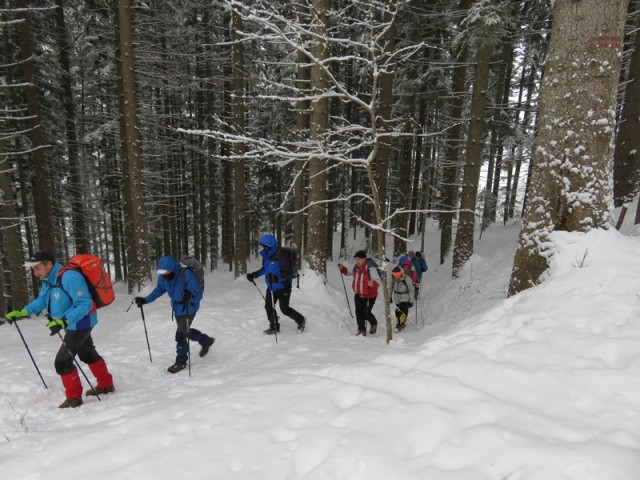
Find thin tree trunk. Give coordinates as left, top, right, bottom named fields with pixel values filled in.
left=55, top=0, right=89, bottom=253
left=231, top=8, right=248, bottom=277
left=113, top=0, right=151, bottom=291
left=440, top=0, right=472, bottom=265
left=305, top=0, right=331, bottom=278
left=452, top=37, right=494, bottom=277
left=16, top=0, right=55, bottom=253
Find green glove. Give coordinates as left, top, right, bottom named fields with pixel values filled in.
left=47, top=318, right=68, bottom=336
left=5, top=308, right=28, bottom=324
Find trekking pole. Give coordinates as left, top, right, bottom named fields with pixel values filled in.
left=129, top=300, right=153, bottom=362
left=186, top=321, right=191, bottom=377
left=138, top=304, right=153, bottom=363
left=339, top=271, right=354, bottom=318
left=56, top=331, right=100, bottom=401
left=11, top=320, right=48, bottom=389
left=251, top=279, right=266, bottom=300
left=270, top=290, right=278, bottom=345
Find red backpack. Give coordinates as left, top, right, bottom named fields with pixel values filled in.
left=57, top=254, right=115, bottom=313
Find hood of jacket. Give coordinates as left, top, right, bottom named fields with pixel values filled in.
left=157, top=256, right=180, bottom=274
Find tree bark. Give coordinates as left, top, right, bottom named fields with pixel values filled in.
left=305, top=0, right=331, bottom=278
left=113, top=0, right=151, bottom=291
left=509, top=0, right=628, bottom=296
left=16, top=0, right=55, bottom=253
left=231, top=8, right=248, bottom=278
left=452, top=37, right=494, bottom=277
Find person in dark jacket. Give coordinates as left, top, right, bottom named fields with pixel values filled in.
left=5, top=251, right=114, bottom=408
left=135, top=256, right=214, bottom=373
left=338, top=250, right=380, bottom=336
left=246, top=234, right=306, bottom=335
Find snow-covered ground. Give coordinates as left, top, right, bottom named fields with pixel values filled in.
left=1, top=209, right=640, bottom=479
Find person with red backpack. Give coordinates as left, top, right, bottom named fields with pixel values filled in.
left=4, top=251, right=114, bottom=408
left=337, top=250, right=380, bottom=336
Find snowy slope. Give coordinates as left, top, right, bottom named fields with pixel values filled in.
left=1, top=217, right=640, bottom=480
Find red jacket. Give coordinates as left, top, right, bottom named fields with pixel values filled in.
left=340, top=264, right=379, bottom=298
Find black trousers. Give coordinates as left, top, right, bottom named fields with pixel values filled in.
left=54, top=328, right=101, bottom=375
left=354, top=295, right=377, bottom=333
left=395, top=302, right=412, bottom=323
left=265, top=287, right=304, bottom=327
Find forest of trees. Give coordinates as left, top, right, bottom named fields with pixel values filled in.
left=1, top=0, right=638, bottom=314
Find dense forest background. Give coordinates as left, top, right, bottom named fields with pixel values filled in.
left=1, top=0, right=638, bottom=311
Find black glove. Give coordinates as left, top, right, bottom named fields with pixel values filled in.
left=134, top=297, right=147, bottom=307
left=246, top=272, right=256, bottom=282
left=267, top=273, right=279, bottom=284
left=47, top=317, right=68, bottom=336
left=183, top=290, right=193, bottom=302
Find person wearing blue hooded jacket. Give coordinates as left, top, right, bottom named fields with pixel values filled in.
left=135, top=255, right=214, bottom=373
left=4, top=251, right=115, bottom=408
left=246, top=234, right=306, bottom=335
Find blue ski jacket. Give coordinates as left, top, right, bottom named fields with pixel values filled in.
left=143, top=256, right=202, bottom=316
left=25, top=261, right=97, bottom=331
left=254, top=234, right=290, bottom=292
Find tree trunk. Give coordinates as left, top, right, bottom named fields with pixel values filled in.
left=613, top=8, right=640, bottom=206
left=113, top=0, right=151, bottom=292
left=509, top=0, right=628, bottom=296
left=440, top=0, right=471, bottom=265
left=232, top=8, right=248, bottom=278
left=55, top=0, right=89, bottom=253
left=305, top=0, right=331, bottom=278
left=16, top=0, right=55, bottom=253
left=452, top=38, right=494, bottom=277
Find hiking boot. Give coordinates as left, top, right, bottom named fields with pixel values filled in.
left=58, top=397, right=83, bottom=409
left=356, top=330, right=366, bottom=337
left=86, top=385, right=115, bottom=396
left=297, top=318, right=306, bottom=333
left=263, top=326, right=280, bottom=335
left=369, top=323, right=377, bottom=335
left=167, top=363, right=187, bottom=374
left=200, top=338, right=215, bottom=357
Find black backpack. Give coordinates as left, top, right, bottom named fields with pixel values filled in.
left=179, top=255, right=205, bottom=291
left=278, top=247, right=299, bottom=282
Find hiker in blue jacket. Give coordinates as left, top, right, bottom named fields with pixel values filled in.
left=246, top=234, right=306, bottom=335
left=135, top=255, right=214, bottom=373
left=4, top=251, right=114, bottom=408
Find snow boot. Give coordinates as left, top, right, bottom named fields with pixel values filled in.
left=58, top=397, right=83, bottom=409
left=86, top=385, right=115, bottom=396
left=297, top=317, right=306, bottom=333
left=263, top=325, right=280, bottom=335
left=167, top=363, right=187, bottom=374
left=356, top=329, right=366, bottom=336
left=199, top=337, right=215, bottom=357
left=369, top=323, right=378, bottom=335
